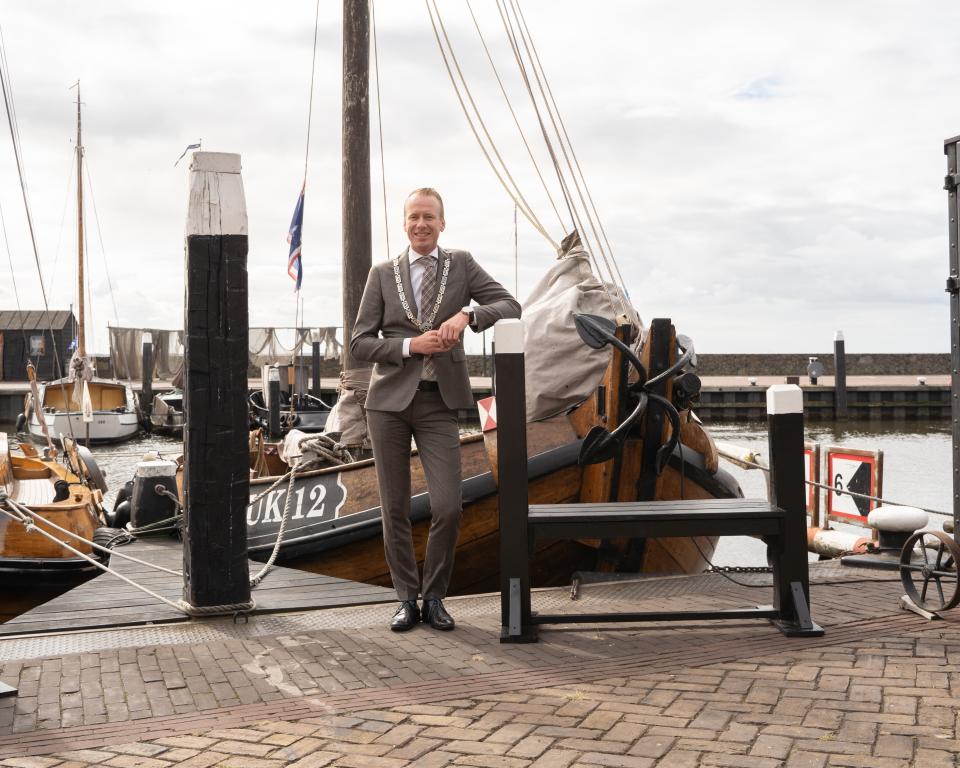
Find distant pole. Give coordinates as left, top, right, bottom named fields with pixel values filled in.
left=182, top=151, right=252, bottom=612
left=311, top=340, right=322, bottom=398
left=833, top=331, right=847, bottom=419
left=342, top=0, right=371, bottom=372
left=945, top=134, right=960, bottom=542
left=141, top=337, right=154, bottom=422
left=267, top=366, right=282, bottom=438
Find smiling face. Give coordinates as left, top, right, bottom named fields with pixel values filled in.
left=403, top=192, right=445, bottom=256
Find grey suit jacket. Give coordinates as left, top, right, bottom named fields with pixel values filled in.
left=350, top=247, right=521, bottom=412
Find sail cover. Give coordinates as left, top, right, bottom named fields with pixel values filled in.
left=522, top=235, right=642, bottom=422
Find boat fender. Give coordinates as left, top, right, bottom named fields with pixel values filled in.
left=53, top=479, right=71, bottom=503
left=76, top=445, right=108, bottom=492
left=130, top=460, right=179, bottom=532
left=14, top=413, right=26, bottom=433
left=109, top=500, right=132, bottom=530
left=92, top=526, right=130, bottom=563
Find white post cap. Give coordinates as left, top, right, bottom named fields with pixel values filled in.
left=135, top=459, right=178, bottom=478
left=494, top=318, right=524, bottom=354
left=766, top=384, right=803, bottom=415
left=834, top=330, right=844, bottom=341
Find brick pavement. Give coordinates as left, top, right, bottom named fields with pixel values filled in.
left=1, top=569, right=952, bottom=766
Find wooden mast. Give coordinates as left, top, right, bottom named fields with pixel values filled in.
left=75, top=84, right=85, bottom=359
left=341, top=0, right=371, bottom=371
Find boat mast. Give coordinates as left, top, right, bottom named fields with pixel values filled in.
left=341, top=0, right=371, bottom=371
left=75, top=83, right=85, bottom=359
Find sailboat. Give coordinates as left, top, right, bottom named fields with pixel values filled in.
left=21, top=86, right=140, bottom=445
left=123, top=4, right=743, bottom=593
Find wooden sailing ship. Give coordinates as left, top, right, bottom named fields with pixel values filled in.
left=241, top=314, right=740, bottom=594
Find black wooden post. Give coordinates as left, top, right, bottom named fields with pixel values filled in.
left=766, top=384, right=821, bottom=635
left=311, top=340, right=322, bottom=398
left=182, top=151, right=252, bottom=612
left=267, top=366, right=282, bottom=438
left=495, top=319, right=535, bottom=642
left=141, top=337, right=154, bottom=422
left=945, top=135, right=960, bottom=542
left=833, top=331, right=848, bottom=419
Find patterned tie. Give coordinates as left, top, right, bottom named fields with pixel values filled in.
left=419, top=256, right=437, bottom=381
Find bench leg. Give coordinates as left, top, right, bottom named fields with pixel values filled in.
left=500, top=576, right=538, bottom=643
left=772, top=582, right=824, bottom=637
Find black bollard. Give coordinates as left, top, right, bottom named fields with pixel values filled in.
left=495, top=319, right=535, bottom=643
left=141, top=337, right=154, bottom=422
left=833, top=331, right=848, bottom=419
left=766, top=384, right=821, bottom=635
left=267, top=366, right=282, bottom=438
left=182, top=151, right=252, bottom=612
left=311, top=340, right=321, bottom=398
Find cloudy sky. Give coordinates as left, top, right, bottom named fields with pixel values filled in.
left=1, top=1, right=958, bottom=355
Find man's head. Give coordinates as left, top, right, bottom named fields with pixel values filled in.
left=403, top=188, right=445, bottom=256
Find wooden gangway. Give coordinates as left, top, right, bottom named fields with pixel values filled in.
left=0, top=537, right=395, bottom=637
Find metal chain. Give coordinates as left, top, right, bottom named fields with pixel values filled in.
left=393, top=254, right=450, bottom=331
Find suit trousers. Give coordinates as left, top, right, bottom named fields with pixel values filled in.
left=366, top=390, right=462, bottom=601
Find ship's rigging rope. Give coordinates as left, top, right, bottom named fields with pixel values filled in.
left=0, top=29, right=76, bottom=443
left=424, top=0, right=559, bottom=250
left=463, top=0, right=567, bottom=234
left=505, top=0, right=630, bottom=303
left=424, top=0, right=631, bottom=317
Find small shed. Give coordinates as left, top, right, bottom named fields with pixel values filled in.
left=0, top=310, right=76, bottom=381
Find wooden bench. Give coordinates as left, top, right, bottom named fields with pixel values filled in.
left=491, top=318, right=823, bottom=643
left=517, top=497, right=819, bottom=637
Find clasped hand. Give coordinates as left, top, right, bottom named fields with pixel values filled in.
left=410, top=314, right=470, bottom=356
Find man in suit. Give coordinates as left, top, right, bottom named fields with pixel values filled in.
left=350, top=188, right=521, bottom=631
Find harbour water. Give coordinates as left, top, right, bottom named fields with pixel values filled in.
left=0, top=420, right=952, bottom=622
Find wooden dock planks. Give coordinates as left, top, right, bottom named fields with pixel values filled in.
left=0, top=537, right=394, bottom=637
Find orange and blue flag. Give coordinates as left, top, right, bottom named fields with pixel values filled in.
left=287, top=183, right=304, bottom=290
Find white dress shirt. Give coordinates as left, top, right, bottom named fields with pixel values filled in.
left=402, top=246, right=439, bottom=358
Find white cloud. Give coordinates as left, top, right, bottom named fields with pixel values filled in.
left=0, top=0, right=957, bottom=356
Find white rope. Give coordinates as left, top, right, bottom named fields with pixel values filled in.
left=1, top=494, right=254, bottom=616
left=499, top=0, right=627, bottom=316
left=726, top=454, right=953, bottom=519
left=510, top=0, right=631, bottom=302
left=0, top=495, right=181, bottom=576
left=424, top=0, right=560, bottom=251
left=249, top=460, right=299, bottom=587
left=463, top=0, right=568, bottom=234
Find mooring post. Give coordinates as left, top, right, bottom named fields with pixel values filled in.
left=833, top=331, right=848, bottom=419
left=182, top=151, right=252, bottom=612
left=945, top=134, right=960, bottom=543
left=311, top=340, right=321, bottom=398
left=141, top=336, right=154, bottom=422
left=495, top=319, right=535, bottom=642
left=766, top=384, right=820, bottom=635
left=267, top=366, right=282, bottom=438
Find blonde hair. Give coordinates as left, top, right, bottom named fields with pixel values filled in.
left=404, top=187, right=444, bottom=220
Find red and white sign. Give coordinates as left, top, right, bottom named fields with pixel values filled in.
left=477, top=396, right=497, bottom=432
left=826, top=446, right=883, bottom=526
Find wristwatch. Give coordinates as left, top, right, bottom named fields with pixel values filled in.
left=461, top=306, right=475, bottom=324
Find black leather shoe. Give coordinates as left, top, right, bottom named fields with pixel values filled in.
left=390, top=600, right=420, bottom=632
left=422, top=598, right=455, bottom=631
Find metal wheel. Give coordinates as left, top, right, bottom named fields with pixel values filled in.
left=899, top=530, right=960, bottom=612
